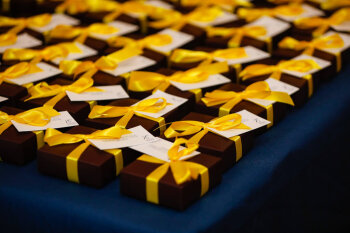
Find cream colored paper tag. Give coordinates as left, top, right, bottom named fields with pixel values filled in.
left=66, top=85, right=129, bottom=101
left=170, top=74, right=230, bottom=91
left=214, top=46, right=270, bottom=65
left=29, top=14, right=80, bottom=33
left=0, top=33, right=42, bottom=53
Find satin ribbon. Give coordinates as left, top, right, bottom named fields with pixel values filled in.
left=25, top=75, right=101, bottom=109
left=238, top=4, right=305, bottom=22
left=49, top=23, right=119, bottom=44
left=44, top=124, right=130, bottom=183
left=180, top=0, right=252, bottom=11
left=107, top=34, right=173, bottom=51
left=59, top=46, right=142, bottom=80
left=320, top=0, right=350, bottom=10
left=138, top=138, right=209, bottom=204
left=128, top=61, right=228, bottom=92
left=170, top=48, right=248, bottom=64
left=0, top=106, right=59, bottom=135
left=0, top=13, right=51, bottom=34
left=3, top=42, right=82, bottom=63
left=149, top=6, right=225, bottom=30
left=201, top=81, right=294, bottom=117
left=88, top=97, right=170, bottom=132
left=206, top=25, right=267, bottom=48
left=278, top=34, right=344, bottom=72
left=56, top=0, right=119, bottom=15
left=294, top=8, right=350, bottom=37
left=0, top=62, right=43, bottom=85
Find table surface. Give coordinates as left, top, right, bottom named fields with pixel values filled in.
left=1, top=63, right=350, bottom=233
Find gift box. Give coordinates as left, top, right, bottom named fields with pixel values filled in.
left=195, top=81, right=295, bottom=128
left=169, top=46, right=270, bottom=82
left=273, top=32, right=350, bottom=74
left=37, top=125, right=141, bottom=188
left=161, top=111, right=263, bottom=171
left=120, top=138, right=223, bottom=210
left=1, top=0, right=37, bottom=17
left=17, top=78, right=93, bottom=123
left=0, top=82, right=28, bottom=107
left=0, top=106, right=44, bottom=165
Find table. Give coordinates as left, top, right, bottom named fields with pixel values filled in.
left=1, top=64, right=350, bottom=233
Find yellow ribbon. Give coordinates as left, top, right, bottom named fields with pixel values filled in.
left=180, top=0, right=252, bottom=11
left=320, top=0, right=350, bottom=10
left=49, top=23, right=119, bottom=44
left=170, top=48, right=248, bottom=64
left=44, top=124, right=130, bottom=183
left=294, top=8, right=350, bottom=38
left=201, top=81, right=294, bottom=117
left=206, top=25, right=267, bottom=48
left=88, top=97, right=170, bottom=133
left=107, top=34, right=173, bottom=51
left=3, top=42, right=82, bottom=63
left=0, top=106, right=60, bottom=135
left=138, top=138, right=209, bottom=204
left=55, top=0, right=119, bottom=15
left=278, top=34, right=344, bottom=72
left=0, top=62, right=43, bottom=85
left=149, top=6, right=225, bottom=30
left=128, top=61, right=228, bottom=92
left=238, top=3, right=305, bottom=22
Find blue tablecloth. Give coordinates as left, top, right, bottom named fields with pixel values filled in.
left=1, top=64, right=350, bottom=233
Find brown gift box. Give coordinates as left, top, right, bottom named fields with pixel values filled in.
left=195, top=82, right=288, bottom=127
left=0, top=106, right=43, bottom=165
left=37, top=125, right=141, bottom=188
left=161, top=112, right=255, bottom=171
left=0, top=82, right=28, bottom=107
left=17, top=78, right=92, bottom=123
left=120, top=149, right=222, bottom=210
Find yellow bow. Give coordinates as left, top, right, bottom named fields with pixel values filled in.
left=170, top=48, right=248, bottom=64
left=56, top=0, right=119, bottom=15
left=107, top=34, right=173, bottom=50
left=238, top=3, right=304, bottom=22
left=59, top=46, right=142, bottom=80
left=25, top=75, right=101, bottom=109
left=278, top=34, right=344, bottom=71
left=138, top=138, right=209, bottom=204
left=0, top=13, right=51, bottom=35
left=149, top=6, right=224, bottom=30
left=128, top=61, right=228, bottom=92
left=44, top=124, right=130, bottom=183
left=294, top=8, right=350, bottom=37
left=3, top=42, right=82, bottom=63
left=0, top=106, right=59, bottom=135
left=320, top=0, right=350, bottom=10
left=206, top=25, right=267, bottom=48
left=0, top=62, right=43, bottom=85
left=201, top=81, right=294, bottom=116
left=164, top=113, right=250, bottom=143
left=88, top=97, right=170, bottom=129
left=49, top=23, right=119, bottom=44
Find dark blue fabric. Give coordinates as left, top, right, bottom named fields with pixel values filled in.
left=1, top=64, right=350, bottom=233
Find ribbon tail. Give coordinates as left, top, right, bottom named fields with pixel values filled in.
left=115, top=110, right=134, bottom=128
left=0, top=121, right=12, bottom=135
left=43, top=92, right=67, bottom=109
left=265, top=91, right=295, bottom=106
left=189, top=129, right=209, bottom=144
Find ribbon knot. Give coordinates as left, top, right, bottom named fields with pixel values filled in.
left=206, top=25, right=267, bottom=48
left=128, top=61, right=228, bottom=92
left=294, top=8, right=350, bottom=37
left=0, top=106, right=59, bottom=135
left=107, top=34, right=173, bottom=50
left=170, top=48, right=248, bottom=64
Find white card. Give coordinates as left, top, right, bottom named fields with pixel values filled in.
left=148, top=29, right=194, bottom=54
left=191, top=11, right=238, bottom=27
left=51, top=42, right=98, bottom=65
left=133, top=90, right=188, bottom=119
left=214, top=46, right=270, bottom=65
left=28, top=14, right=80, bottom=33
left=331, top=21, right=350, bottom=33
left=0, top=33, right=42, bottom=53
left=131, top=137, right=200, bottom=162
left=276, top=4, right=324, bottom=22
left=281, top=54, right=331, bottom=78
left=6, top=62, right=62, bottom=85
left=89, top=125, right=158, bottom=150
left=247, top=16, right=290, bottom=39
left=170, top=74, right=230, bottom=91
left=11, top=111, right=78, bottom=132
left=0, top=96, right=8, bottom=103
left=145, top=0, right=173, bottom=9
left=247, top=78, right=298, bottom=106
left=89, top=21, right=139, bottom=41
left=102, top=55, right=156, bottom=77
left=208, top=110, right=270, bottom=138
left=66, top=85, right=129, bottom=101
left=319, top=31, right=350, bottom=54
